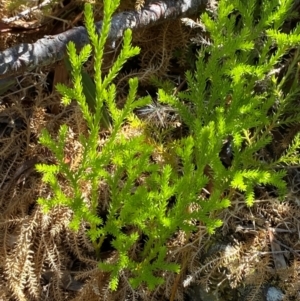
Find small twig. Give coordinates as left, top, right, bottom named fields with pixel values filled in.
left=2, top=0, right=54, bottom=23
left=170, top=252, right=188, bottom=301
left=173, top=79, right=186, bottom=96
left=273, top=165, right=300, bottom=169
left=256, top=251, right=291, bottom=255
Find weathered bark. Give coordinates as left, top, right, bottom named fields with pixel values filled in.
left=0, top=0, right=207, bottom=80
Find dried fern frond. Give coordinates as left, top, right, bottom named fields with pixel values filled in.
left=135, top=0, right=145, bottom=11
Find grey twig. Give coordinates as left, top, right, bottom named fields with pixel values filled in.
left=0, top=0, right=207, bottom=79
left=2, top=0, right=54, bottom=23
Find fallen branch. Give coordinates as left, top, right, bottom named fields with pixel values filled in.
left=0, top=0, right=207, bottom=79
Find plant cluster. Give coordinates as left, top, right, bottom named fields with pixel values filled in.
left=36, top=0, right=300, bottom=292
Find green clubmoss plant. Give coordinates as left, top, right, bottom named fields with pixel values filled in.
left=36, top=0, right=300, bottom=293
left=159, top=0, right=300, bottom=206
left=36, top=0, right=228, bottom=290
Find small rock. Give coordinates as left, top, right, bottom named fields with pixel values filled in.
left=265, top=286, right=284, bottom=301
